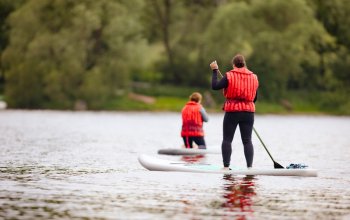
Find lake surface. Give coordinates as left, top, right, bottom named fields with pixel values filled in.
left=0, top=110, right=349, bottom=219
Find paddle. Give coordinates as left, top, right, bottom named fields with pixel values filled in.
left=253, top=127, right=284, bottom=169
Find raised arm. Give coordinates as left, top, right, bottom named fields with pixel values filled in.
left=210, top=61, right=228, bottom=90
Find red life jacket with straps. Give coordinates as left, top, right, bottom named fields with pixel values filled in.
left=181, top=101, right=204, bottom=137
left=223, top=67, right=259, bottom=112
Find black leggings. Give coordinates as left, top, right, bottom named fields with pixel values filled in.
left=182, top=136, right=206, bottom=149
left=222, top=112, right=254, bottom=168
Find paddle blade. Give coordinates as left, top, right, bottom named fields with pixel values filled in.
left=274, top=161, right=284, bottom=169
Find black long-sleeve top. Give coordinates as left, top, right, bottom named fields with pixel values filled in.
left=211, top=69, right=258, bottom=102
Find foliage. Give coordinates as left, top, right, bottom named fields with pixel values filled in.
left=309, top=0, right=350, bottom=90
left=0, top=0, right=349, bottom=114
left=2, top=0, right=149, bottom=108
left=142, top=0, right=216, bottom=86
left=202, top=0, right=336, bottom=100
left=0, top=0, right=25, bottom=93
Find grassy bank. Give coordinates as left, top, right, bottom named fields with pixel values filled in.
left=104, top=84, right=350, bottom=115
left=2, top=85, right=349, bottom=115
left=106, top=97, right=329, bottom=115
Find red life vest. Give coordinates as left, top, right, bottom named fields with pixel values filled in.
left=223, top=67, right=259, bottom=112
left=181, top=101, right=204, bottom=137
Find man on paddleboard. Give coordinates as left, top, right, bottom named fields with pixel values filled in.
left=210, top=54, right=259, bottom=170
left=181, top=92, right=209, bottom=149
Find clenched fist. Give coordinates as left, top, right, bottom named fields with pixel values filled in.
left=210, top=60, right=219, bottom=70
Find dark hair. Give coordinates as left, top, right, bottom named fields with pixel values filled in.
left=232, top=54, right=245, bottom=68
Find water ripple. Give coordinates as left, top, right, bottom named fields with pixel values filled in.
left=0, top=111, right=350, bottom=219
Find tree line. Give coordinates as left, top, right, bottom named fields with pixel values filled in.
left=0, top=0, right=349, bottom=112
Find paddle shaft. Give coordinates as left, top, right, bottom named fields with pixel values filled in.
left=253, top=128, right=284, bottom=168
left=253, top=127, right=276, bottom=162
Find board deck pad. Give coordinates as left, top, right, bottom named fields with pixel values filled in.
left=138, top=154, right=318, bottom=177
left=157, top=148, right=220, bottom=155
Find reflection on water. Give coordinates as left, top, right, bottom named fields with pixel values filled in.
left=181, top=155, right=205, bottom=163
left=222, top=175, right=256, bottom=220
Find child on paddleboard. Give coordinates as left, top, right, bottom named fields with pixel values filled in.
left=210, top=54, right=259, bottom=169
left=181, top=92, right=209, bottom=149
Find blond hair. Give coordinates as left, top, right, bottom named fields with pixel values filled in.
left=189, top=92, right=202, bottom=103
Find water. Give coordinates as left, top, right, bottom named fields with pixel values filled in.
left=0, top=110, right=349, bottom=220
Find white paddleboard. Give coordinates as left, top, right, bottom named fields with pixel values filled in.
left=138, top=154, right=318, bottom=177
left=157, top=148, right=220, bottom=155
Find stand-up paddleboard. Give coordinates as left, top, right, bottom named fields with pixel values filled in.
left=158, top=148, right=220, bottom=155
left=138, top=154, right=318, bottom=177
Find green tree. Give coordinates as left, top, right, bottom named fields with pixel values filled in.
left=143, top=0, right=216, bottom=86
left=0, top=0, right=25, bottom=94
left=310, top=0, right=350, bottom=50
left=202, top=0, right=333, bottom=100
left=2, top=0, right=148, bottom=109
left=309, top=0, right=350, bottom=89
